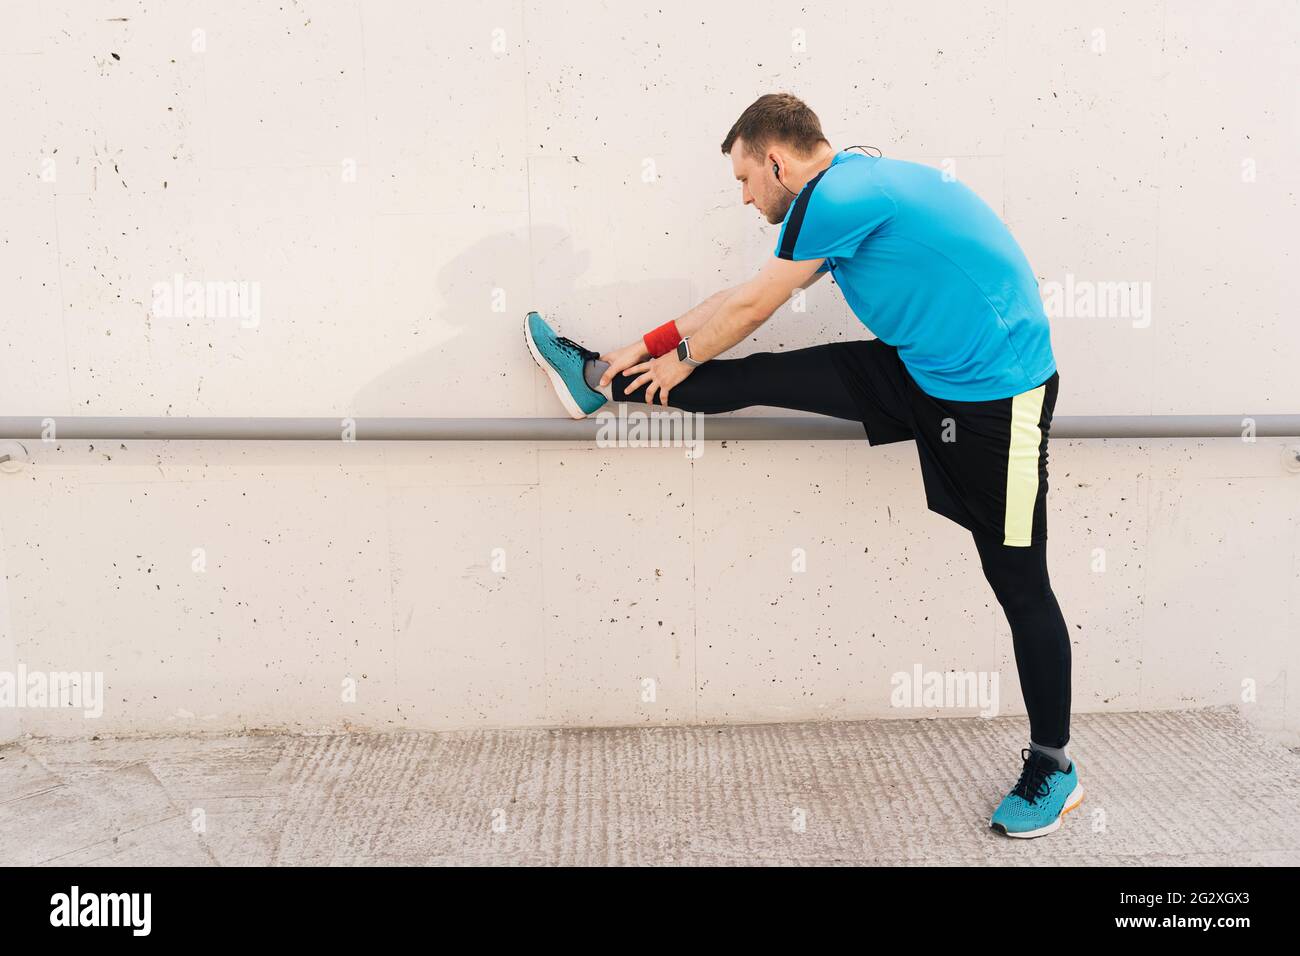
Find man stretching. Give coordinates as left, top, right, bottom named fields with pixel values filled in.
left=524, top=92, right=1081, bottom=838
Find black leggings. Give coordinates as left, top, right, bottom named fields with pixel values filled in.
left=614, top=342, right=865, bottom=419
left=612, top=343, right=1072, bottom=748
left=970, top=531, right=1071, bottom=748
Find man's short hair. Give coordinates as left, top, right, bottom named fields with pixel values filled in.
left=721, top=93, right=830, bottom=161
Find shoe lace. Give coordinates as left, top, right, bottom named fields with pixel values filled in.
left=1010, top=748, right=1056, bottom=805
left=554, top=335, right=595, bottom=361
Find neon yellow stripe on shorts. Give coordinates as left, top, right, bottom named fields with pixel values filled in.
left=1003, top=383, right=1047, bottom=546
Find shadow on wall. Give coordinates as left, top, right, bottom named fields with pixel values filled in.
left=349, top=225, right=691, bottom=417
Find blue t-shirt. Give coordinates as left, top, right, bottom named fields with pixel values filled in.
left=775, top=150, right=1056, bottom=401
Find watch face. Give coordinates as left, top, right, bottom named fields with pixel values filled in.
left=677, top=340, right=688, bottom=360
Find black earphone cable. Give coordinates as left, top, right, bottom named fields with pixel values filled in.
left=772, top=143, right=883, bottom=196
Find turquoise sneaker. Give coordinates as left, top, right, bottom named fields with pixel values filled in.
left=523, top=311, right=608, bottom=419
left=990, top=748, right=1084, bottom=838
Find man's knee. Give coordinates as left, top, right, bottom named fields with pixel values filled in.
left=974, top=537, right=1053, bottom=607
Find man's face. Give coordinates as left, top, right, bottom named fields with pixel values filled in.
left=730, top=138, right=795, bottom=225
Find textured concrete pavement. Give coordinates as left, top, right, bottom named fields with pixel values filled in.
left=2, top=706, right=1298, bottom=866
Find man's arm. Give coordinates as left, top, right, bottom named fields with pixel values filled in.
left=799, top=267, right=828, bottom=290
left=634, top=268, right=823, bottom=355
left=682, top=256, right=825, bottom=362
left=673, top=285, right=741, bottom=338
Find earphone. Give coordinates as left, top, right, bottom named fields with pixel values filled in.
left=773, top=161, right=797, bottom=196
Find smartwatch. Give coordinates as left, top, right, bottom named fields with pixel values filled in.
left=676, top=337, right=704, bottom=367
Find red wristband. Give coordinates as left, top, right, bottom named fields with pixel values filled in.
left=643, top=320, right=682, bottom=358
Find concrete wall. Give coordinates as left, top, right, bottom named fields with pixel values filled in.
left=1, top=1, right=1297, bottom=743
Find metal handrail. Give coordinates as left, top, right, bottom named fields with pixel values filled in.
left=1, top=414, right=1299, bottom=441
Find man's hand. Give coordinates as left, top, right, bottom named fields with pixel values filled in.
left=621, top=351, right=695, bottom=406
left=597, top=340, right=652, bottom=391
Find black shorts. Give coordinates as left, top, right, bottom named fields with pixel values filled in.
left=826, top=339, right=1059, bottom=546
